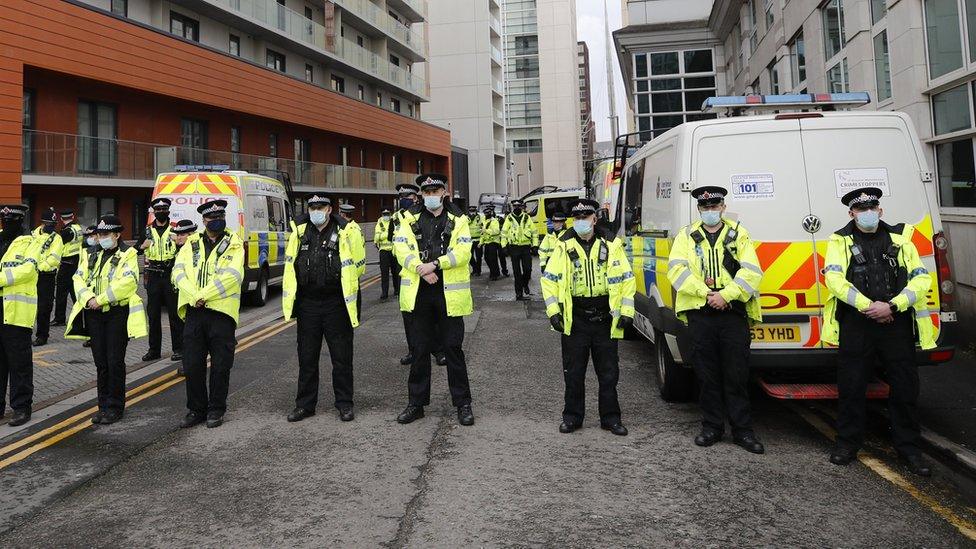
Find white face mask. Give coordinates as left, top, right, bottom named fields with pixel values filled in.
left=98, top=236, right=116, bottom=250
left=86, top=236, right=96, bottom=247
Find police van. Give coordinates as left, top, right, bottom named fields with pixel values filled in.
left=614, top=93, right=958, bottom=402
left=521, top=187, right=585, bottom=237
left=150, top=167, right=293, bottom=307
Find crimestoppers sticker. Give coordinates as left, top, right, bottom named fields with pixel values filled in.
left=834, top=168, right=890, bottom=198
left=730, top=173, right=775, bottom=201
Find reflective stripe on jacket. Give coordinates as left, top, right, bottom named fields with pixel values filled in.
left=0, top=235, right=40, bottom=329
left=172, top=231, right=245, bottom=325
left=282, top=220, right=362, bottom=327
left=65, top=245, right=147, bottom=339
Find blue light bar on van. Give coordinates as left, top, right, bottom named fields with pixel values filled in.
left=701, top=92, right=871, bottom=112
left=173, top=164, right=231, bottom=172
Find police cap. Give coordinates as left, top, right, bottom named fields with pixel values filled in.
left=151, top=197, right=172, bottom=211
left=307, top=195, right=331, bottom=207
left=197, top=199, right=228, bottom=218
left=396, top=183, right=420, bottom=196
left=95, top=214, right=124, bottom=233
left=841, top=187, right=882, bottom=209
left=171, top=219, right=198, bottom=234
left=338, top=203, right=356, bottom=213
left=570, top=199, right=600, bottom=217
left=691, top=186, right=728, bottom=206
left=416, top=173, right=448, bottom=190
left=41, top=208, right=57, bottom=224
left=551, top=212, right=567, bottom=222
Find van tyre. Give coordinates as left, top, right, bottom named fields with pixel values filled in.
left=247, top=267, right=269, bottom=307
left=655, top=329, right=696, bottom=402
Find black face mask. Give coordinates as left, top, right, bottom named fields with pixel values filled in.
left=513, top=208, right=523, bottom=215
left=2, top=217, right=23, bottom=237
left=154, top=211, right=169, bottom=223
left=42, top=223, right=56, bottom=234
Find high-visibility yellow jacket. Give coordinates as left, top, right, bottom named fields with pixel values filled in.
left=467, top=213, right=484, bottom=242
left=31, top=226, right=63, bottom=273
left=822, top=221, right=936, bottom=349
left=0, top=235, right=40, bottom=329
left=374, top=216, right=394, bottom=251
left=65, top=245, right=147, bottom=340
left=61, top=222, right=83, bottom=258
left=668, top=219, right=764, bottom=325
left=394, top=206, right=473, bottom=317
left=282, top=219, right=362, bottom=327
left=143, top=223, right=177, bottom=262
left=481, top=217, right=502, bottom=245
left=541, top=228, right=636, bottom=339
left=538, top=229, right=565, bottom=270
left=502, top=212, right=538, bottom=247
left=344, top=219, right=367, bottom=277
left=172, top=231, right=245, bottom=325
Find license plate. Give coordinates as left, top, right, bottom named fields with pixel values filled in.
left=750, top=325, right=801, bottom=343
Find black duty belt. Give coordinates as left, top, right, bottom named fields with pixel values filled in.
left=146, top=260, right=175, bottom=272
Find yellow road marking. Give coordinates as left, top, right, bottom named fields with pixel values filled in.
left=787, top=402, right=976, bottom=541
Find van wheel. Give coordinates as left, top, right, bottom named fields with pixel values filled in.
left=248, top=267, right=269, bottom=307
left=655, top=329, right=695, bottom=402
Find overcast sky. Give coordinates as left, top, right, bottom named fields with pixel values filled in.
left=577, top=0, right=630, bottom=145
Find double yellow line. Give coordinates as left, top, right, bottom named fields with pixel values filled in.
left=0, top=273, right=383, bottom=471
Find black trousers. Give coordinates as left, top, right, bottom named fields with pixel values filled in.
left=408, top=282, right=471, bottom=407
left=0, top=307, right=33, bottom=413
left=484, top=243, right=501, bottom=278
left=379, top=249, right=398, bottom=297
left=561, top=316, right=620, bottom=425
left=499, top=246, right=509, bottom=275
left=183, top=308, right=237, bottom=415
left=35, top=271, right=57, bottom=339
left=146, top=269, right=183, bottom=354
left=86, top=306, right=130, bottom=413
left=469, top=242, right=483, bottom=275
left=509, top=244, right=532, bottom=296
left=54, top=256, right=79, bottom=323
left=687, top=310, right=753, bottom=436
left=836, top=311, right=921, bottom=457
left=295, top=292, right=354, bottom=411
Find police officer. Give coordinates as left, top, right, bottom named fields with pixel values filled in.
left=79, top=224, right=98, bottom=349
left=169, top=219, right=198, bottom=377
left=393, top=174, right=475, bottom=426
left=823, top=187, right=936, bottom=477
left=338, top=203, right=367, bottom=277
left=374, top=207, right=397, bottom=300
left=282, top=195, right=362, bottom=423
left=0, top=205, right=40, bottom=426
left=467, top=205, right=484, bottom=276
left=393, top=183, right=421, bottom=365
left=502, top=199, right=538, bottom=300
left=52, top=209, right=83, bottom=326
left=541, top=199, right=634, bottom=436
left=138, top=198, right=183, bottom=362
left=31, top=208, right=64, bottom=347
left=481, top=206, right=503, bottom=280
left=66, top=215, right=147, bottom=425
left=172, top=200, right=245, bottom=429
left=538, top=212, right=566, bottom=274
left=667, top=186, right=765, bottom=454
left=496, top=208, right=510, bottom=278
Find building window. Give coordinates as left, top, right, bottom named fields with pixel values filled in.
left=357, top=35, right=365, bottom=47
left=77, top=101, right=117, bottom=174
left=390, top=54, right=400, bottom=67
left=632, top=48, right=717, bottom=139
left=416, top=159, right=423, bottom=174
left=871, top=0, right=887, bottom=24
left=767, top=60, right=780, bottom=94
left=391, top=98, right=401, bottom=113
left=23, top=90, right=34, bottom=173
left=377, top=92, right=383, bottom=107
left=932, top=83, right=971, bottom=134
left=169, top=12, right=199, bottom=42
left=936, top=138, right=976, bottom=207
left=874, top=30, right=892, bottom=101
left=269, top=133, right=278, bottom=157
left=111, top=0, right=127, bottom=16
left=295, top=138, right=311, bottom=184
left=392, top=154, right=402, bottom=172
left=179, top=118, right=208, bottom=165
left=924, top=0, right=964, bottom=79
left=231, top=126, right=241, bottom=168
left=77, top=197, right=118, bottom=229
left=380, top=152, right=386, bottom=170
left=764, top=0, right=774, bottom=29
left=331, top=75, right=345, bottom=93
left=788, top=32, right=806, bottom=86
left=266, top=49, right=286, bottom=73
left=357, top=85, right=365, bottom=100
left=748, top=0, right=759, bottom=54
left=359, top=148, right=366, bottom=167
left=305, top=64, right=314, bottom=83
left=338, top=146, right=348, bottom=166
left=822, top=0, right=846, bottom=61
left=826, top=58, right=850, bottom=93
left=408, top=103, right=414, bottom=117
left=967, top=0, right=976, bottom=62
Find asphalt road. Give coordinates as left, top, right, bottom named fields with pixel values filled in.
left=0, top=268, right=974, bottom=546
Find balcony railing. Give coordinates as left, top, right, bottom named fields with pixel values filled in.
left=490, top=14, right=502, bottom=35
left=22, top=131, right=416, bottom=192
left=336, top=37, right=427, bottom=96
left=492, top=108, right=505, bottom=124
left=332, top=0, right=426, bottom=57
left=494, top=140, right=506, bottom=156
left=490, top=45, right=503, bottom=66
left=492, top=78, right=505, bottom=95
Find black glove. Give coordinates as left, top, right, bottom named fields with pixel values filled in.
left=617, top=316, right=634, bottom=332
left=549, top=313, right=564, bottom=332
left=531, top=246, right=539, bottom=255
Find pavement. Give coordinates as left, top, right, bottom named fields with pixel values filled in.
left=918, top=346, right=976, bottom=452
left=0, top=261, right=974, bottom=546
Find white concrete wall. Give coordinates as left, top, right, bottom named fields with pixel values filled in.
left=626, top=0, right=713, bottom=26
left=538, top=0, right=583, bottom=187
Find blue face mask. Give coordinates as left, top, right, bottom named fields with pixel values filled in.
left=700, top=211, right=722, bottom=227
left=309, top=210, right=328, bottom=226
left=399, top=197, right=414, bottom=210
left=205, top=219, right=226, bottom=233
left=574, top=218, right=593, bottom=236
left=86, top=236, right=96, bottom=247
left=855, top=210, right=880, bottom=231
left=98, top=236, right=116, bottom=250
left=424, top=196, right=443, bottom=211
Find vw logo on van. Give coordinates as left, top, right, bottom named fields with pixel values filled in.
left=802, top=215, right=822, bottom=234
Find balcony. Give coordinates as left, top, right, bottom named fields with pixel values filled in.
left=332, top=0, right=427, bottom=61
left=492, top=78, right=505, bottom=96
left=490, top=14, right=502, bottom=36
left=490, top=45, right=503, bottom=66
left=22, top=131, right=416, bottom=193
left=336, top=38, right=427, bottom=97
left=386, top=0, right=426, bottom=22
left=494, top=139, right=506, bottom=157
left=492, top=108, right=505, bottom=125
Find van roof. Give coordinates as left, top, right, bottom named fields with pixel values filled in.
left=664, top=110, right=908, bottom=137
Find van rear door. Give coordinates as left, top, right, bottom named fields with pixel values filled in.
left=798, top=114, right=940, bottom=334
left=691, top=118, right=822, bottom=349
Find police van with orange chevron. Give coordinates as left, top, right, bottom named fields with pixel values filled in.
left=610, top=92, right=958, bottom=403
